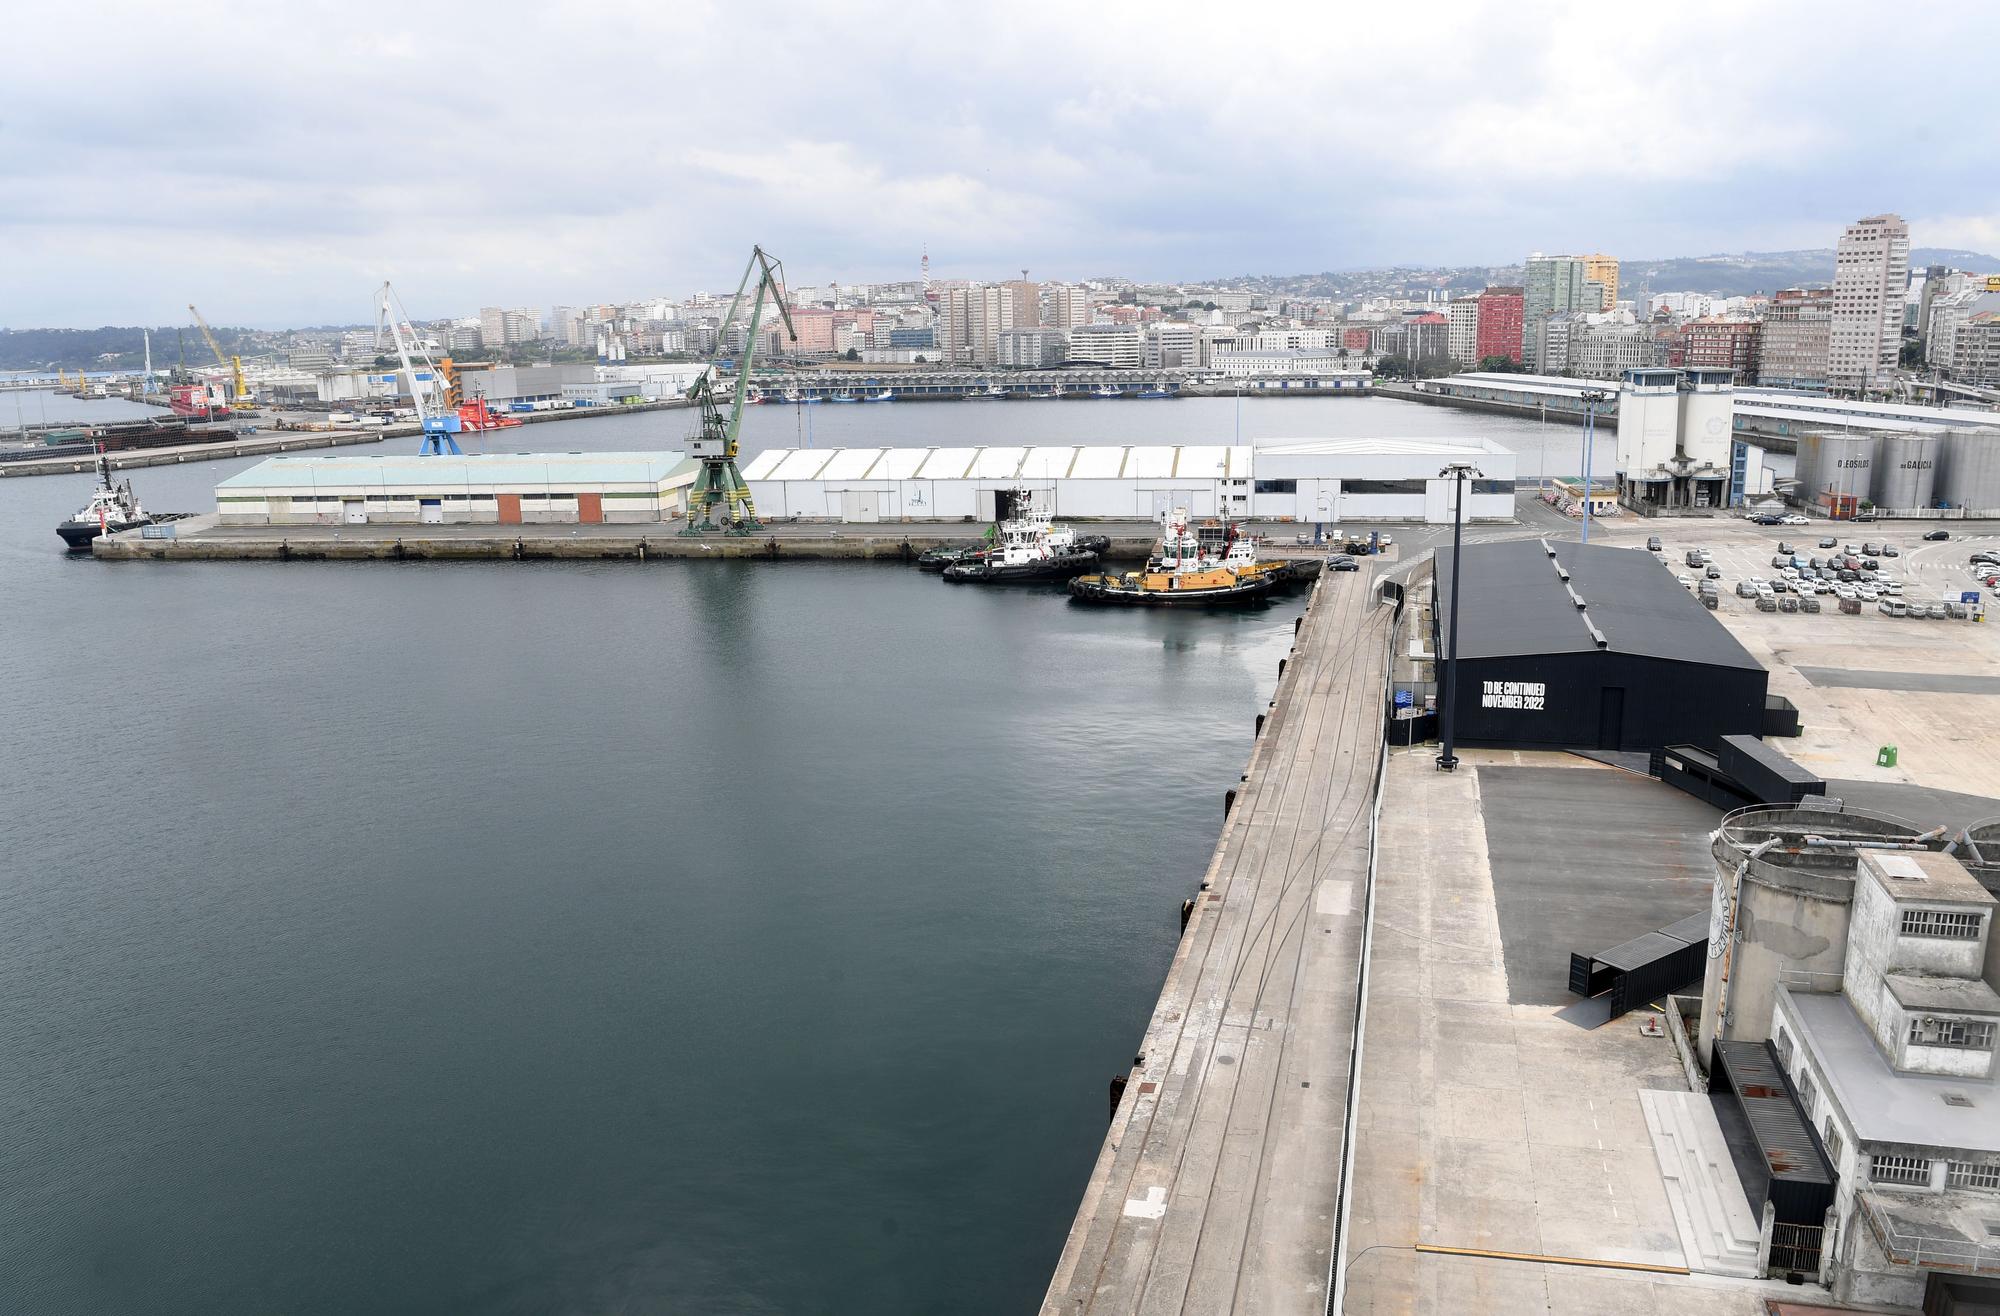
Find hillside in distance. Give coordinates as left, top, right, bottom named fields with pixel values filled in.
left=1618, top=247, right=2000, bottom=299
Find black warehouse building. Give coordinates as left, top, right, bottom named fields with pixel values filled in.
left=1434, top=539, right=1768, bottom=753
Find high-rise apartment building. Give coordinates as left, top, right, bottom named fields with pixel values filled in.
left=1002, top=280, right=1041, bottom=328
left=1828, top=213, right=1910, bottom=391
left=1446, top=297, right=1481, bottom=365
left=936, top=285, right=1016, bottom=364
left=1475, top=286, right=1524, bottom=365
left=1757, top=288, right=1833, bottom=389
left=1581, top=254, right=1620, bottom=311
left=1047, top=283, right=1091, bottom=330
left=1522, top=255, right=1589, bottom=369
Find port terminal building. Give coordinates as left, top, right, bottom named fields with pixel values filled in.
left=740, top=437, right=1517, bottom=524
left=1433, top=538, right=1768, bottom=752
left=215, top=452, right=698, bottom=525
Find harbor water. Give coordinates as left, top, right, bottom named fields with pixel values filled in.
left=1, top=392, right=1562, bottom=1313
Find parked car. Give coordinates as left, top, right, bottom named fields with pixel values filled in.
left=1779, top=513, right=1810, bottom=526
left=1801, top=595, right=1822, bottom=613
left=1647, top=536, right=1663, bottom=552
left=1818, top=536, right=1839, bottom=548
left=1777, top=541, right=1795, bottom=555
left=1772, top=553, right=1793, bottom=568
left=1881, top=544, right=1899, bottom=557
left=1756, top=595, right=1778, bottom=611
left=1685, top=550, right=1705, bottom=567
left=1947, top=600, right=1970, bottom=620
left=1927, top=601, right=1951, bottom=618
left=1880, top=599, right=1908, bottom=617
left=1861, top=559, right=1879, bottom=571
left=1844, top=544, right=1860, bottom=555
left=1750, top=514, right=1782, bottom=525
left=1970, top=551, right=2000, bottom=567
left=1705, top=566, right=1722, bottom=580
left=1779, top=594, right=1800, bottom=613
left=1853, top=512, right=1877, bottom=522
left=1326, top=556, right=1360, bottom=572
left=1735, top=581, right=1757, bottom=598
left=1925, top=529, right=1951, bottom=541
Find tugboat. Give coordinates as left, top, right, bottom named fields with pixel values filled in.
left=1067, top=509, right=1290, bottom=606
left=57, top=448, right=156, bottom=550
left=941, top=513, right=1101, bottom=583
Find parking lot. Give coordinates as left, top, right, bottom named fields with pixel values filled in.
left=1587, top=515, right=2000, bottom=800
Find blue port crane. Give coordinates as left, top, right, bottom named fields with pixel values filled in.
left=374, top=281, right=460, bottom=455
left=681, top=245, right=798, bottom=533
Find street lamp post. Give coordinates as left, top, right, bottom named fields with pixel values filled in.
left=1436, top=462, right=1482, bottom=773
left=1579, top=388, right=1610, bottom=543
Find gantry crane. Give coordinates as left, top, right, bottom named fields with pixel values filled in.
left=187, top=304, right=255, bottom=410
left=374, top=281, right=460, bottom=455
left=681, top=245, right=798, bottom=533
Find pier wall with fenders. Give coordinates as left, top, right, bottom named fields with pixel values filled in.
left=91, top=518, right=1170, bottom=563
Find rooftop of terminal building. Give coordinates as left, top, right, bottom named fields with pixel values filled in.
left=216, top=451, right=695, bottom=489
left=1436, top=538, right=1762, bottom=670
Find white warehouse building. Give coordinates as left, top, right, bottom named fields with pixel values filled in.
left=741, top=437, right=1516, bottom=524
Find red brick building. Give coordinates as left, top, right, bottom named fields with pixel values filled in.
left=1475, top=287, right=1524, bottom=365
left=1671, top=318, right=1759, bottom=374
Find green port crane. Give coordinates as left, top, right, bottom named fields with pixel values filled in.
left=681, top=245, right=797, bottom=534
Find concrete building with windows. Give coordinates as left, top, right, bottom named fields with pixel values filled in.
left=997, top=327, right=1069, bottom=368
left=741, top=436, right=1515, bottom=524
left=1761, top=850, right=2000, bottom=1310
left=214, top=452, right=699, bottom=526
left=1954, top=307, right=2000, bottom=388
left=1064, top=324, right=1144, bottom=369
left=1829, top=214, right=1912, bottom=391
left=1143, top=322, right=1199, bottom=369
left=1211, top=350, right=1347, bottom=378
left=1524, top=256, right=1591, bottom=370
left=1581, top=253, right=1620, bottom=311
left=1446, top=297, right=1482, bottom=365
left=1758, top=289, right=1834, bottom=389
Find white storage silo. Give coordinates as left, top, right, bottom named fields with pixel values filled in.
left=1872, top=433, right=1940, bottom=511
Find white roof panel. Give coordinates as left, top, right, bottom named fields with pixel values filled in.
left=1068, top=446, right=1129, bottom=478
left=1124, top=446, right=1178, bottom=478
left=1016, top=446, right=1079, bottom=479
left=916, top=448, right=979, bottom=478
left=877, top=447, right=933, bottom=479
left=820, top=447, right=887, bottom=479
left=1174, top=446, right=1233, bottom=479
left=785, top=449, right=843, bottom=479
left=969, top=447, right=1027, bottom=478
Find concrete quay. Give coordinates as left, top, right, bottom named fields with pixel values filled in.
left=89, top=515, right=1181, bottom=563
left=1042, top=569, right=1393, bottom=1315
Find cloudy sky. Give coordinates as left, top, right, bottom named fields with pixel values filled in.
left=5, top=0, right=1997, bottom=327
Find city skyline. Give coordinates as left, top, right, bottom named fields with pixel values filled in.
left=7, top=1, right=2000, bottom=326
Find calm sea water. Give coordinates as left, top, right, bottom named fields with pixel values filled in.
left=0, top=392, right=1564, bottom=1314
